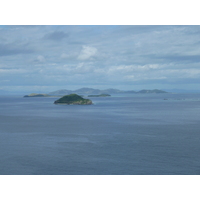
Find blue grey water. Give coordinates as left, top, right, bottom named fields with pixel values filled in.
left=1, top=93, right=200, bottom=175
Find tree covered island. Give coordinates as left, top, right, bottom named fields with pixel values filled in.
left=54, top=94, right=92, bottom=105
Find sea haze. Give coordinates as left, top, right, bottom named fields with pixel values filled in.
left=1, top=93, right=200, bottom=175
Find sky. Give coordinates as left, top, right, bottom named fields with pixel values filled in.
left=1, top=25, right=200, bottom=93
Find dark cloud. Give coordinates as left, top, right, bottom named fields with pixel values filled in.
left=8, top=25, right=43, bottom=29
left=181, top=25, right=200, bottom=35
left=161, top=54, right=200, bottom=64
left=43, top=31, right=69, bottom=41
left=125, top=25, right=171, bottom=33
left=0, top=43, right=34, bottom=56
left=143, top=53, right=200, bottom=64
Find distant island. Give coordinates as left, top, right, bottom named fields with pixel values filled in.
left=54, top=94, right=93, bottom=105
left=24, top=93, right=50, bottom=97
left=48, top=88, right=121, bottom=96
left=88, top=94, right=111, bottom=97
left=48, top=88, right=168, bottom=95
left=137, top=89, right=167, bottom=94
left=24, top=88, right=168, bottom=97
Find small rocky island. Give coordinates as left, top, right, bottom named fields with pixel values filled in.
left=24, top=93, right=50, bottom=97
left=88, top=94, right=111, bottom=97
left=54, top=94, right=93, bottom=105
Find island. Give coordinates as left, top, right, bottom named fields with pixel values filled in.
left=137, top=89, right=167, bottom=93
left=54, top=94, right=93, bottom=105
left=24, top=88, right=168, bottom=97
left=88, top=94, right=111, bottom=97
left=24, top=93, right=50, bottom=97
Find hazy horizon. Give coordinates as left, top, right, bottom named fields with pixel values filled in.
left=1, top=86, right=200, bottom=95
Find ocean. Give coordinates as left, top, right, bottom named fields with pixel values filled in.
left=1, top=93, right=200, bottom=175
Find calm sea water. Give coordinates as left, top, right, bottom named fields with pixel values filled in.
left=1, top=93, right=200, bottom=175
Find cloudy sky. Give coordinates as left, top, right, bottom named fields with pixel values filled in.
left=1, top=25, right=200, bottom=93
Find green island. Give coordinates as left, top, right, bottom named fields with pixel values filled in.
left=24, top=93, right=50, bottom=97
left=54, top=94, right=93, bottom=105
left=88, top=94, right=111, bottom=97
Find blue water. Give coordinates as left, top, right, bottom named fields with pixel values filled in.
left=1, top=93, right=200, bottom=175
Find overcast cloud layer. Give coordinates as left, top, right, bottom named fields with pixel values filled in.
left=1, top=25, right=200, bottom=93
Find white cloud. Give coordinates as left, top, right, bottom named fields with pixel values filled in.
left=77, top=46, right=97, bottom=60
left=108, top=64, right=165, bottom=74
left=0, top=68, right=27, bottom=74
left=162, top=69, right=200, bottom=79
left=36, top=55, right=46, bottom=63
left=60, top=53, right=68, bottom=59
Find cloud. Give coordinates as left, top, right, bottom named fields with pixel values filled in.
left=2, top=25, right=200, bottom=92
left=43, top=31, right=69, bottom=41
left=0, top=43, right=34, bottom=56
left=77, top=46, right=97, bottom=60
left=60, top=53, right=77, bottom=60
left=35, top=55, right=46, bottom=63
left=0, top=68, right=27, bottom=74
left=61, top=62, right=94, bottom=74
left=157, top=54, right=200, bottom=64
left=60, top=53, right=68, bottom=59
left=33, top=55, right=46, bottom=65
left=108, top=64, right=165, bottom=74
